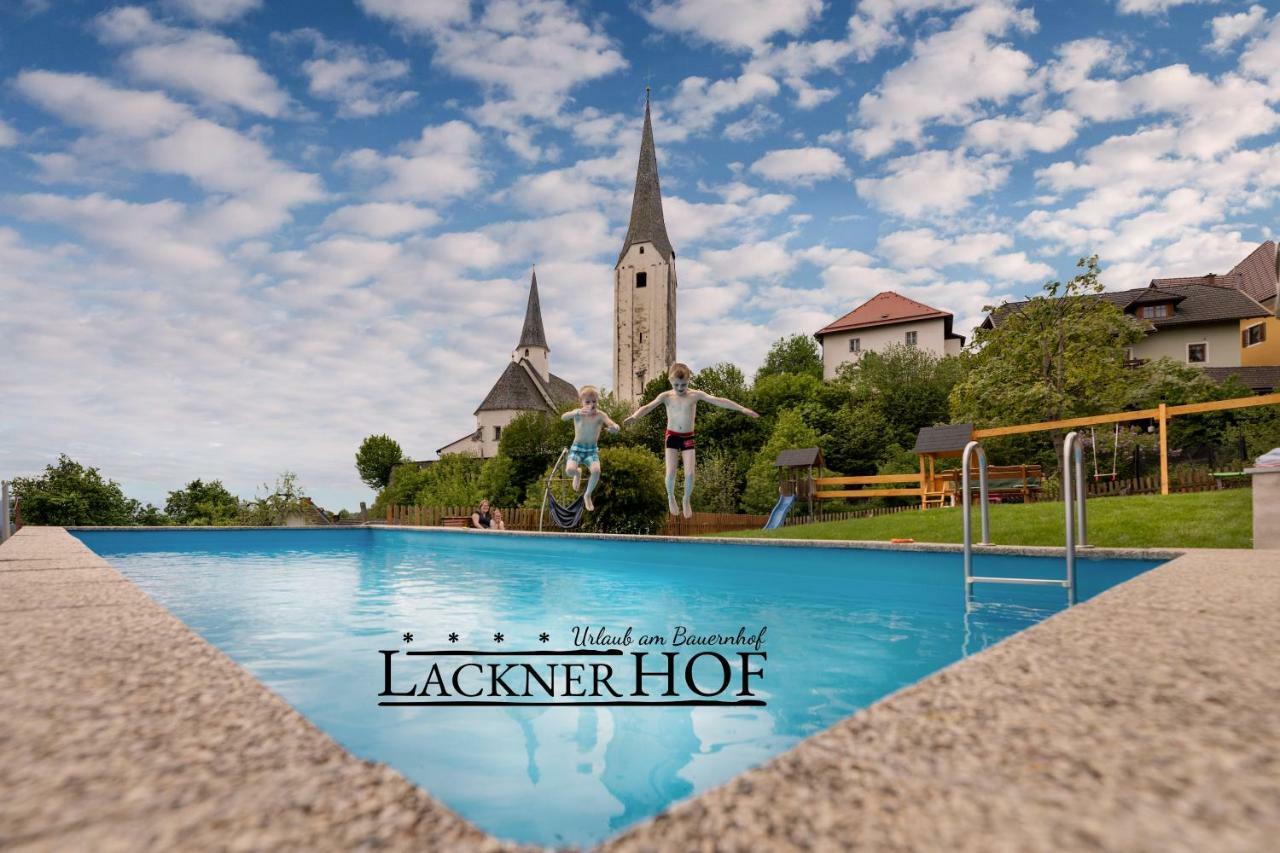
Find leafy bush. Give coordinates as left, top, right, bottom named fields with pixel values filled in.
left=691, top=448, right=742, bottom=514
left=740, top=411, right=822, bottom=513
left=165, top=479, right=240, bottom=525
left=373, top=454, right=485, bottom=512
left=498, top=412, right=574, bottom=501
left=239, top=471, right=309, bottom=525
left=12, top=455, right=159, bottom=526
left=580, top=446, right=668, bottom=534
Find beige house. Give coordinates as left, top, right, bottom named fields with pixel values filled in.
left=814, top=292, right=965, bottom=380
left=982, top=241, right=1280, bottom=393
left=436, top=271, right=578, bottom=459
left=614, top=91, right=677, bottom=402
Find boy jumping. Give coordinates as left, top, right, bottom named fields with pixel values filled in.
left=623, top=363, right=758, bottom=517
left=561, top=385, right=620, bottom=511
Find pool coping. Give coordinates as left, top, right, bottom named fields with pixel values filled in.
left=3, top=526, right=1277, bottom=850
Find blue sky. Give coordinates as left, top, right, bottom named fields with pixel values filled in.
left=2, top=0, right=1278, bottom=510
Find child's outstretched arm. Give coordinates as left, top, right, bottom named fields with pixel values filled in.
left=560, top=409, right=579, bottom=421
left=602, top=412, right=621, bottom=433
left=694, top=391, right=759, bottom=418
left=622, top=393, right=666, bottom=426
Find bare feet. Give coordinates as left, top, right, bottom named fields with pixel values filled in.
left=668, top=495, right=680, bottom=515
left=584, top=494, right=594, bottom=512
left=682, top=497, right=693, bottom=519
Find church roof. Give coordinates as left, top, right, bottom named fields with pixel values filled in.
left=617, top=91, right=674, bottom=267
left=474, top=359, right=578, bottom=415
left=518, top=269, right=548, bottom=350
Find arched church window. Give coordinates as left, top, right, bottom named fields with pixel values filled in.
left=639, top=246, right=645, bottom=254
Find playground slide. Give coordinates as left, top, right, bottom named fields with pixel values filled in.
left=763, top=494, right=796, bottom=530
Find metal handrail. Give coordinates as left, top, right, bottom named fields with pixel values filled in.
left=1061, top=431, right=1087, bottom=605
left=961, top=440, right=990, bottom=605
left=0, top=481, right=10, bottom=544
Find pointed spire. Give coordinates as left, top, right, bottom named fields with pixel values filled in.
left=617, top=90, right=674, bottom=266
left=517, top=267, right=548, bottom=350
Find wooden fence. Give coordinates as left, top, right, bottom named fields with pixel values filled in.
left=784, top=503, right=919, bottom=526
left=1039, top=468, right=1249, bottom=500
left=384, top=504, right=769, bottom=536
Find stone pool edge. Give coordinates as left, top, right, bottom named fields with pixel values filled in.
left=4, top=526, right=1277, bottom=851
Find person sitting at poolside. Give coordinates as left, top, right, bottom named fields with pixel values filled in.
left=471, top=499, right=496, bottom=530
left=560, top=385, right=620, bottom=512
left=623, top=362, right=758, bottom=518
left=490, top=508, right=507, bottom=530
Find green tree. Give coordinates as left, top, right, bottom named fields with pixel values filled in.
left=839, top=344, right=964, bottom=448
left=355, top=434, right=406, bottom=491
left=741, top=410, right=822, bottom=513
left=239, top=471, right=309, bottom=526
left=478, top=455, right=521, bottom=507
left=579, top=446, right=668, bottom=534
left=165, top=479, right=241, bottom=526
left=950, top=257, right=1144, bottom=470
left=414, top=454, right=486, bottom=506
left=11, top=455, right=152, bottom=526
left=755, top=333, right=823, bottom=382
left=497, top=412, right=574, bottom=502
left=690, top=448, right=742, bottom=514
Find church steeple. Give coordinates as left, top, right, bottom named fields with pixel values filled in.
left=514, top=267, right=550, bottom=382
left=613, top=90, right=677, bottom=402
left=616, top=88, right=674, bottom=267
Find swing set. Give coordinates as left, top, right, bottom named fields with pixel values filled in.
left=1088, top=424, right=1121, bottom=482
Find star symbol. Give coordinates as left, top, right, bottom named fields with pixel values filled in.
left=493, top=631, right=505, bottom=643
left=402, top=632, right=413, bottom=643
left=539, top=632, right=550, bottom=643
left=448, top=632, right=459, bottom=643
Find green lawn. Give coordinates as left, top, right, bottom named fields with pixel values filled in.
left=720, top=488, right=1252, bottom=549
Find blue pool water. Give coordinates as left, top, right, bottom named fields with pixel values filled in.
left=75, top=528, right=1160, bottom=847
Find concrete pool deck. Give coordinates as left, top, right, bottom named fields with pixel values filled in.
left=1, top=526, right=1277, bottom=851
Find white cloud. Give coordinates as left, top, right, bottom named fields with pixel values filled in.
left=504, top=153, right=631, bottom=214
left=1239, top=11, right=1280, bottom=87
left=340, top=121, right=486, bottom=202
left=876, top=227, right=1053, bottom=282
left=1116, top=0, right=1213, bottom=15
left=744, top=38, right=853, bottom=108
left=1208, top=5, right=1266, bottom=53
left=321, top=203, right=440, bottom=238
left=360, top=0, right=625, bottom=157
left=641, top=0, right=823, bottom=52
left=670, top=72, right=779, bottom=133
left=15, top=70, right=191, bottom=138
left=0, top=119, right=18, bottom=147
left=851, top=1, right=1039, bottom=157
left=164, top=0, right=262, bottom=23
left=280, top=29, right=417, bottom=118
left=750, top=147, right=848, bottom=186
left=965, top=109, right=1080, bottom=154
left=847, top=0, right=977, bottom=61
left=855, top=149, right=1009, bottom=218
left=97, top=6, right=290, bottom=117
left=699, top=240, right=797, bottom=281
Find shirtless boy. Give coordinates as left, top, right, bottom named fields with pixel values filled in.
left=561, top=385, right=620, bottom=511
left=622, top=362, right=759, bottom=517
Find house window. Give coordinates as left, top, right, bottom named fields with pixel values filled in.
left=524, top=348, right=529, bottom=357
left=1187, top=342, right=1207, bottom=364
left=905, top=330, right=918, bottom=347
left=493, top=425, right=502, bottom=441
left=849, top=337, right=861, bottom=353
left=1244, top=323, right=1267, bottom=347
left=639, top=246, right=645, bottom=254
left=636, top=272, right=647, bottom=288
left=1139, top=304, right=1170, bottom=319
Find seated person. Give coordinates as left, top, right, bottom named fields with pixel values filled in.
left=490, top=508, right=507, bottom=530
left=471, top=499, right=496, bottom=530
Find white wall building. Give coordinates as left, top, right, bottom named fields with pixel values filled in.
left=815, top=292, right=965, bottom=380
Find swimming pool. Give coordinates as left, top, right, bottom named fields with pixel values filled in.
left=74, top=528, right=1161, bottom=847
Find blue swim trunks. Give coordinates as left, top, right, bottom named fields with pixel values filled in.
left=568, top=442, right=600, bottom=466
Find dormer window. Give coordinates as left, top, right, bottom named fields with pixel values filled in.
left=1139, top=304, right=1171, bottom=319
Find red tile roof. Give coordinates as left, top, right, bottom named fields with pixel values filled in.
left=815, top=291, right=954, bottom=337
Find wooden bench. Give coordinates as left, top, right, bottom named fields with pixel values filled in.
left=441, top=516, right=471, bottom=528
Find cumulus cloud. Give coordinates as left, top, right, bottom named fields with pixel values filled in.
left=964, top=109, right=1080, bottom=155
left=96, top=6, right=290, bottom=117
left=0, top=119, right=18, bottom=147
left=163, top=0, right=262, bottom=23
left=340, top=121, right=486, bottom=202
left=321, top=203, right=440, bottom=238
left=641, top=0, right=823, bottom=52
left=851, top=1, right=1039, bottom=157
left=670, top=72, right=779, bottom=133
left=15, top=70, right=192, bottom=138
left=1208, top=5, right=1267, bottom=54
left=1239, top=10, right=1280, bottom=87
left=750, top=147, right=848, bottom=185
left=278, top=29, right=417, bottom=118
left=855, top=149, right=1009, bottom=218
left=877, top=228, right=1052, bottom=282
left=847, top=0, right=978, bottom=61
left=1116, top=0, right=1213, bottom=15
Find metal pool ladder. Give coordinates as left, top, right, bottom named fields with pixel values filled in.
left=963, top=434, right=1085, bottom=608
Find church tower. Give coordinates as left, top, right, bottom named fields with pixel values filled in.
left=614, top=89, right=677, bottom=402
left=514, top=268, right=549, bottom=383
